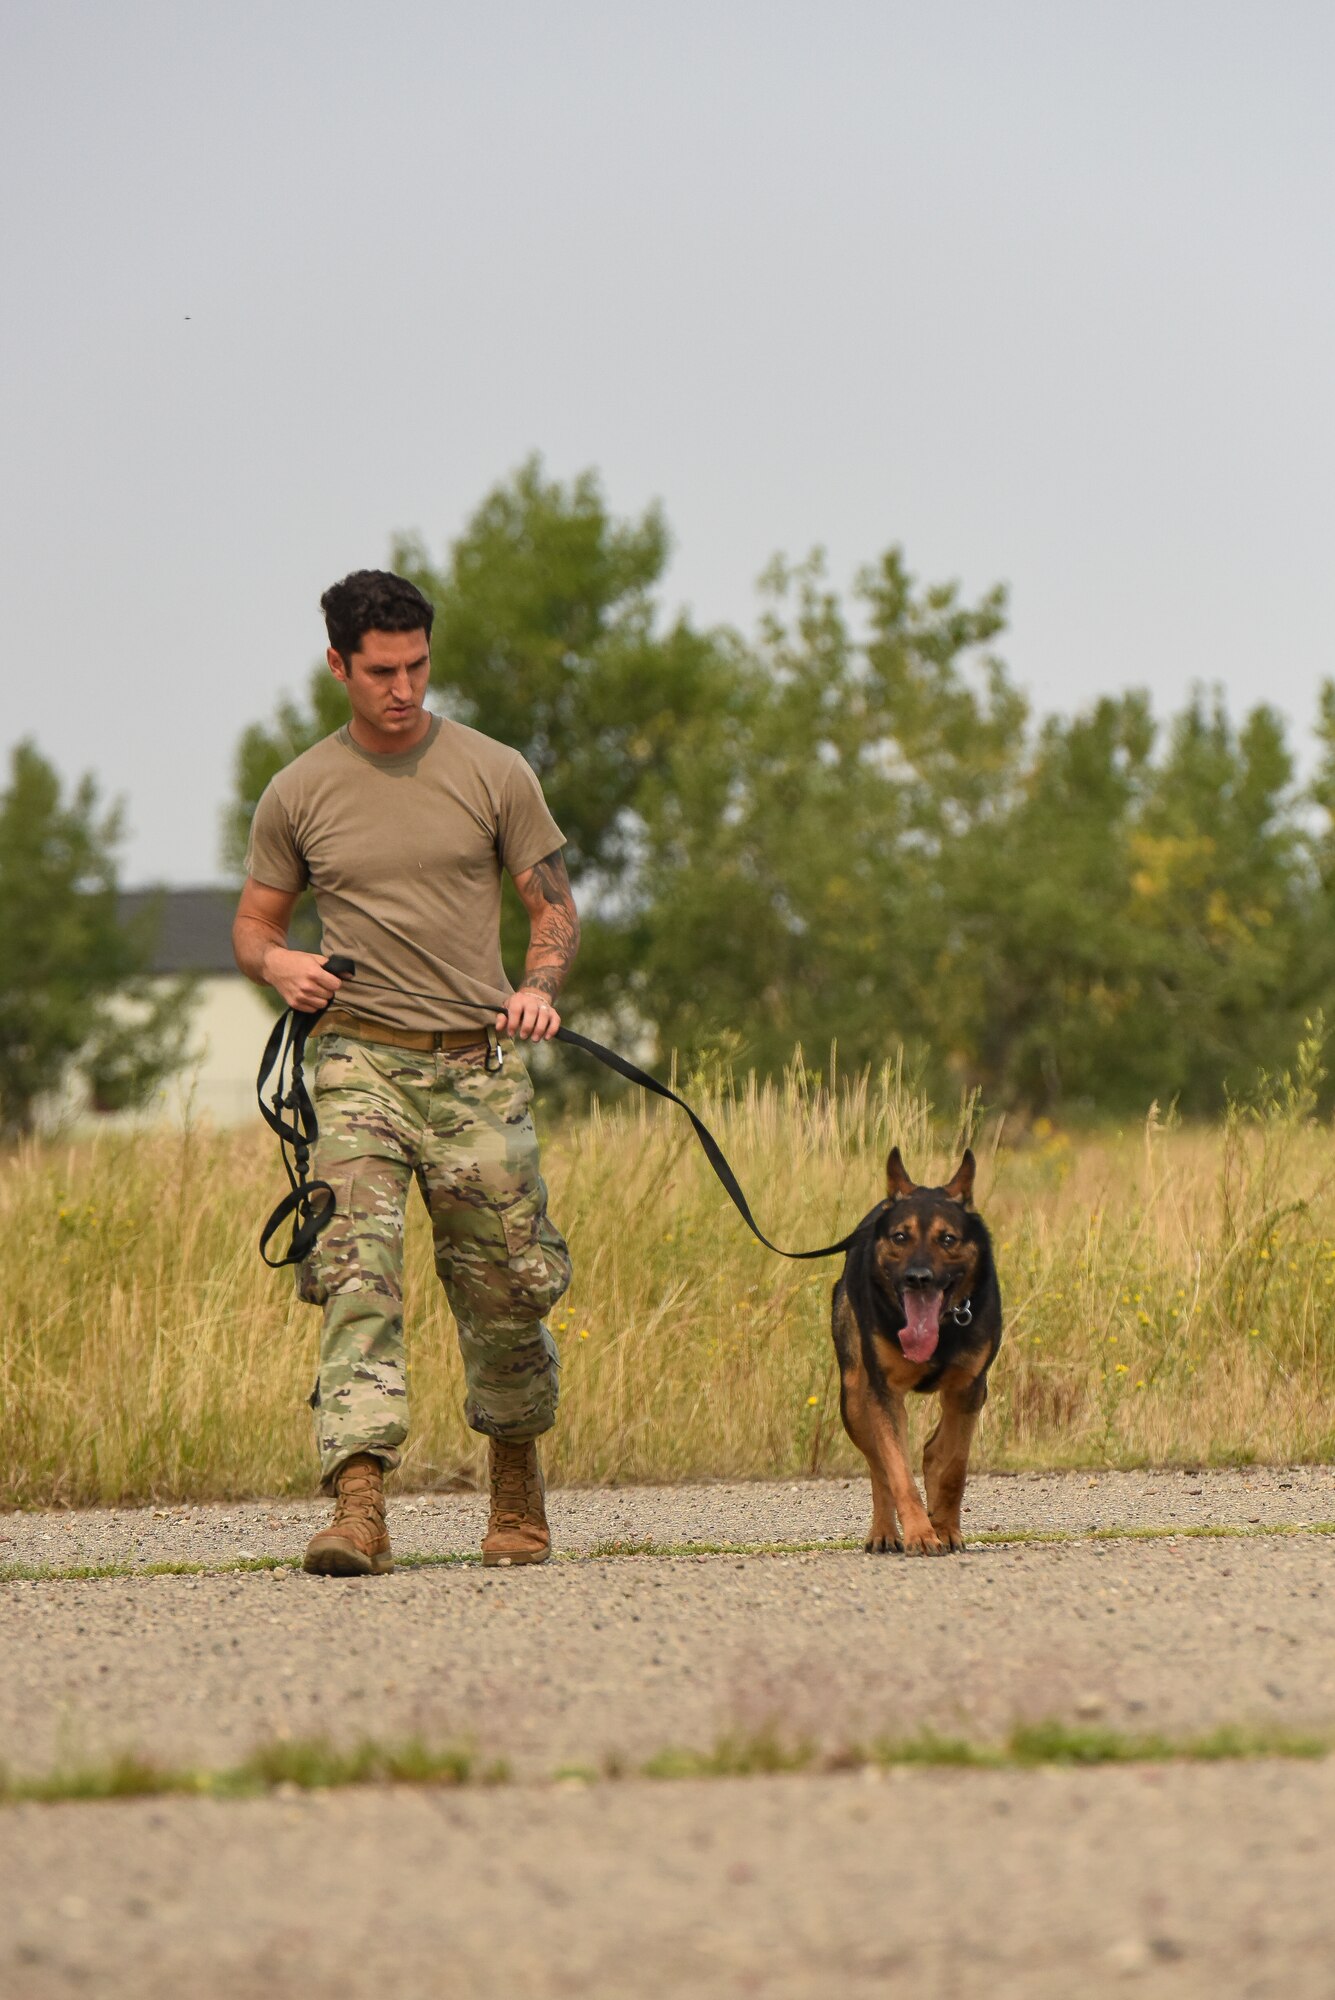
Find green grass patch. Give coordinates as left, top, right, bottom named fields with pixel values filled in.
left=2, top=1719, right=1328, bottom=1809
left=240, top=1737, right=506, bottom=1790
left=641, top=1731, right=817, bottom=1779
left=2, top=1752, right=183, bottom=1804
left=5, top=1517, right=1335, bottom=1587
left=1002, top=1720, right=1330, bottom=1766
left=642, top=1721, right=1333, bottom=1779
left=0, top=1735, right=503, bottom=1807
left=577, top=1520, right=1335, bottom=1560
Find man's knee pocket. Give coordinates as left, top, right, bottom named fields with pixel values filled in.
left=450, top=1184, right=571, bottom=1319
left=504, top=1186, right=572, bottom=1311
left=297, top=1167, right=405, bottom=1310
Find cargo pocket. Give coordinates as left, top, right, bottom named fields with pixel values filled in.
left=498, top=1183, right=544, bottom=1262
left=497, top=1180, right=571, bottom=1317
left=296, top=1251, right=329, bottom=1308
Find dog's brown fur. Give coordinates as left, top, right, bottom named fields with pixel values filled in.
left=832, top=1147, right=1002, bottom=1555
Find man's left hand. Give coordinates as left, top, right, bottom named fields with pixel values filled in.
left=496, top=988, right=562, bottom=1041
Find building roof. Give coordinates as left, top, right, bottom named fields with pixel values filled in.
left=119, top=886, right=238, bottom=976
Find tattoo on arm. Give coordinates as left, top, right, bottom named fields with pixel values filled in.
left=516, top=848, right=580, bottom=1001
left=527, top=851, right=572, bottom=909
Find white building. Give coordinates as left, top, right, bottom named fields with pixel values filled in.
left=106, top=886, right=274, bottom=1127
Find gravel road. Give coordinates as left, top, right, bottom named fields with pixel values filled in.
left=6, top=1762, right=1335, bottom=2000
left=3, top=1463, right=1331, bottom=1571
left=3, top=1468, right=1334, bottom=1998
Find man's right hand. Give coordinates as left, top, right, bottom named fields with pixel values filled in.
left=264, top=949, right=344, bottom=1013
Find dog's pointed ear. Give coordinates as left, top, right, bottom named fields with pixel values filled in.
left=886, top=1147, right=918, bottom=1200
left=942, top=1149, right=976, bottom=1208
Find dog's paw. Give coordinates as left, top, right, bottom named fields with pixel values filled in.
left=929, top=1523, right=966, bottom=1554
left=901, top=1528, right=948, bottom=1557
left=864, top=1532, right=902, bottom=1555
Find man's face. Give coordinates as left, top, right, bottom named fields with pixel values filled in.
left=328, top=628, right=431, bottom=741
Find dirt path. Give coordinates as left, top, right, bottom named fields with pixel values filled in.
left=5, top=1464, right=1332, bottom=1572
left=3, top=1468, right=1334, bottom=1997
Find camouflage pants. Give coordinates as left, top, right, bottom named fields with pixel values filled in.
left=300, top=1033, right=571, bottom=1489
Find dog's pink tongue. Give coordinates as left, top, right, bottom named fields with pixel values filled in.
left=901, top=1290, right=943, bottom=1361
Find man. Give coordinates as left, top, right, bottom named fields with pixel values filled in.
left=233, top=568, right=579, bottom=1576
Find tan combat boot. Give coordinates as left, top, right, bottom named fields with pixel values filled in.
left=482, top=1438, right=551, bottom=1566
left=303, top=1454, right=394, bottom=1576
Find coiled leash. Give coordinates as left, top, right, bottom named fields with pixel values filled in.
left=256, top=954, right=357, bottom=1268
left=256, top=958, right=868, bottom=1266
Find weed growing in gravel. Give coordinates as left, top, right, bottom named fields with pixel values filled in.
left=641, top=1731, right=816, bottom=1779
left=642, top=1723, right=1334, bottom=1779
left=4, top=1044, right=1335, bottom=1505
left=1001, top=1721, right=1331, bottom=1767
left=0, top=1736, right=503, bottom=1807
left=5, top=1519, right=1335, bottom=1587
left=2, top=1723, right=1327, bottom=1810
left=242, top=1737, right=502, bottom=1791
left=2, top=1752, right=178, bottom=1804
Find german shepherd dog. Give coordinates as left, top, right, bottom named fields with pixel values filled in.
left=832, top=1147, right=1002, bottom=1555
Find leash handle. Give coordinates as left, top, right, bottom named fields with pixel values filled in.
left=256, top=955, right=357, bottom=1268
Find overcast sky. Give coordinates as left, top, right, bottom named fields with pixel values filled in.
left=2, top=1, right=1331, bottom=885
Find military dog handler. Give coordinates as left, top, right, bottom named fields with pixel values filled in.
left=232, top=569, right=579, bottom=1575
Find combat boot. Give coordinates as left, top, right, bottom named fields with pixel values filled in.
left=482, top=1438, right=551, bottom=1566
left=303, top=1453, right=394, bottom=1576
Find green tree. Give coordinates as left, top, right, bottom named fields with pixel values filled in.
left=1121, top=693, right=1308, bottom=1109
left=226, top=457, right=739, bottom=1019
left=0, top=743, right=193, bottom=1137
left=632, top=567, right=1313, bottom=1116
left=226, top=459, right=1326, bottom=1117
left=933, top=692, right=1156, bottom=1112
left=1303, top=678, right=1335, bottom=1006
left=630, top=548, right=1026, bottom=1081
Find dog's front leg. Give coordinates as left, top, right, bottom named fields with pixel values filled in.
left=865, top=1387, right=942, bottom=1556
left=840, top=1367, right=902, bottom=1550
left=922, top=1371, right=988, bottom=1553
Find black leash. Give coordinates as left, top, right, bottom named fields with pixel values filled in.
left=256, top=955, right=356, bottom=1268
left=256, top=958, right=868, bottom=1266
left=552, top=1026, right=866, bottom=1261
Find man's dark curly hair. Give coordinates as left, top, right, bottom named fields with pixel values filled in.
left=320, top=569, right=434, bottom=662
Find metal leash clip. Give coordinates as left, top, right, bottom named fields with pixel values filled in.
left=485, top=1024, right=505, bottom=1072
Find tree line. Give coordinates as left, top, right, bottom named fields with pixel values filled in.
left=4, top=457, right=1333, bottom=1133
left=228, top=459, right=1335, bottom=1120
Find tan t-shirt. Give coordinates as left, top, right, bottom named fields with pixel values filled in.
left=244, top=716, right=565, bottom=1032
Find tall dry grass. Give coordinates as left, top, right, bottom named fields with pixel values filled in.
left=3, top=1043, right=1335, bottom=1508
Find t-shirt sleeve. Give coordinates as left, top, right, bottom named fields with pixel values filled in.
left=496, top=755, right=566, bottom=877
left=243, top=780, right=309, bottom=892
